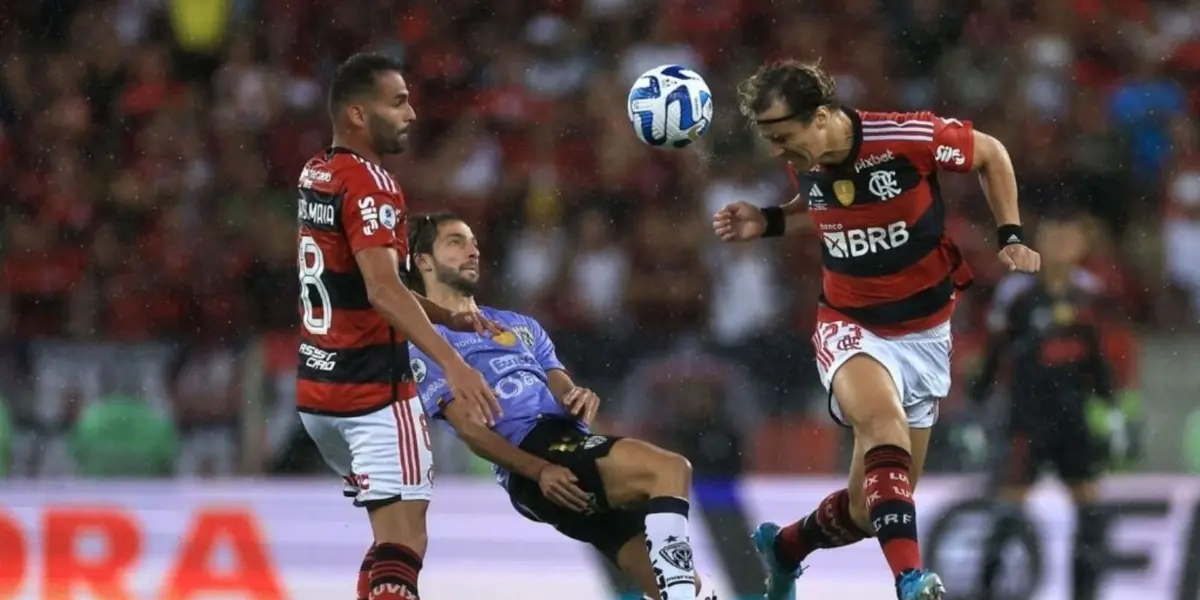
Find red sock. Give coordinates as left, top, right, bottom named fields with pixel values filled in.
left=774, top=488, right=872, bottom=568
left=367, top=543, right=422, bottom=599
left=357, top=544, right=376, bottom=600
left=863, top=444, right=922, bottom=580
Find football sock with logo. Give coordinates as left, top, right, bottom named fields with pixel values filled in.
left=644, top=496, right=697, bottom=600
left=367, top=543, right=422, bottom=600
left=862, top=444, right=922, bottom=580
left=774, top=488, right=873, bottom=570
left=357, top=544, right=376, bottom=600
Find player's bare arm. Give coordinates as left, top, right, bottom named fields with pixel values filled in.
left=356, top=246, right=502, bottom=423
left=971, top=130, right=1041, bottom=273
left=547, top=369, right=600, bottom=424
left=777, top=193, right=813, bottom=234
left=440, top=396, right=592, bottom=512
left=711, top=194, right=812, bottom=242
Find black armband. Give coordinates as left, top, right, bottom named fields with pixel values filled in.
left=761, top=206, right=786, bottom=238
left=997, top=224, right=1025, bottom=250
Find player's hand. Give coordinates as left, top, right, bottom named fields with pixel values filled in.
left=1106, top=408, right=1131, bottom=463
left=444, top=361, right=502, bottom=426
left=537, top=464, right=592, bottom=512
left=561, top=387, right=600, bottom=425
left=446, top=310, right=506, bottom=336
left=998, top=243, right=1041, bottom=273
left=712, top=201, right=766, bottom=242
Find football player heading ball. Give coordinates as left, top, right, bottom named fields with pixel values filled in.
left=713, top=59, right=1039, bottom=600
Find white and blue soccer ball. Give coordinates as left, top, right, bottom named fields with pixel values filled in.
left=626, top=64, right=714, bottom=148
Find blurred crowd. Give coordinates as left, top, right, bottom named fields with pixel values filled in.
left=2, top=0, right=1200, bottom=476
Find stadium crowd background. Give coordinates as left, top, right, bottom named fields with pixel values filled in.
left=1, top=0, right=1200, bottom=479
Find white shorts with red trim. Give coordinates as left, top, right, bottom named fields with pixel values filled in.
left=812, top=319, right=951, bottom=429
left=300, top=398, right=434, bottom=505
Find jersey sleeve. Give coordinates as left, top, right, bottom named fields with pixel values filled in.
left=524, top=316, right=565, bottom=373
left=408, top=344, right=452, bottom=418
left=926, top=114, right=975, bottom=173
left=340, top=164, right=408, bottom=255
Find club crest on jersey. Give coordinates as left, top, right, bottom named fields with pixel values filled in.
left=379, top=204, right=397, bottom=230
left=410, top=358, right=427, bottom=383
left=833, top=180, right=855, bottom=206
left=868, top=170, right=903, bottom=201
left=512, top=326, right=535, bottom=348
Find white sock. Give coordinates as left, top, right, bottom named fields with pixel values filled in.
left=645, top=496, right=696, bottom=600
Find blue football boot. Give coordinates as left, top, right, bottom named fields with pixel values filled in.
left=750, top=522, right=803, bottom=600
left=896, top=569, right=946, bottom=600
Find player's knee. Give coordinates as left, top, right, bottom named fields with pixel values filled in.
left=367, top=499, right=430, bottom=555
left=655, top=450, right=692, bottom=488
left=834, top=357, right=908, bottom=447
left=850, top=408, right=909, bottom=450
left=633, top=449, right=691, bottom=498
left=604, top=441, right=691, bottom=503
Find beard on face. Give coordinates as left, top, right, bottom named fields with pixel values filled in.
left=433, top=260, right=478, bottom=296
left=366, top=111, right=407, bottom=155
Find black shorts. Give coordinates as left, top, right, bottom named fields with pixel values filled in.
left=999, top=414, right=1100, bottom=486
left=505, top=419, right=645, bottom=561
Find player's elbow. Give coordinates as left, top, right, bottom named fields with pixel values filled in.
left=446, top=407, right=489, bottom=443
left=355, top=247, right=407, bottom=307
left=971, top=131, right=1012, bottom=173
left=362, top=273, right=394, bottom=307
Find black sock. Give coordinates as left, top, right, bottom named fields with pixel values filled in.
left=368, top=543, right=422, bottom=599
left=1072, top=504, right=1105, bottom=600
left=863, top=445, right=922, bottom=579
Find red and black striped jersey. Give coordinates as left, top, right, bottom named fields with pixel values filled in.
left=792, top=110, right=977, bottom=336
left=295, top=147, right=415, bottom=415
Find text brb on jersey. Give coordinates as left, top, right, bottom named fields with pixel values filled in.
left=821, top=222, right=911, bottom=259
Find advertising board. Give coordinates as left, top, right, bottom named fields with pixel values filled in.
left=0, top=476, right=1195, bottom=599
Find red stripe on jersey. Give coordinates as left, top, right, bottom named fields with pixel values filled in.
left=822, top=238, right=960, bottom=308
left=818, top=301, right=956, bottom=338
left=300, top=308, right=393, bottom=350
left=295, top=379, right=416, bottom=415
left=302, top=228, right=358, bottom=274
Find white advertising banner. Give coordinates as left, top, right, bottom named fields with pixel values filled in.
left=0, top=476, right=1196, bottom=599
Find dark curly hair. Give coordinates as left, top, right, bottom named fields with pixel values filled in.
left=737, top=59, right=838, bottom=124
left=401, top=212, right=463, bottom=296
left=327, top=52, right=405, bottom=118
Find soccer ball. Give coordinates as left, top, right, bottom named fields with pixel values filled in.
left=627, top=64, right=714, bottom=148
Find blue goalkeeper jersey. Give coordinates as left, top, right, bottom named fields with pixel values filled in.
left=408, top=306, right=586, bottom=485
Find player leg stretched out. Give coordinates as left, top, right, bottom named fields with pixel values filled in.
left=295, top=54, right=504, bottom=600
left=402, top=213, right=707, bottom=600
left=713, top=60, right=1039, bottom=600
